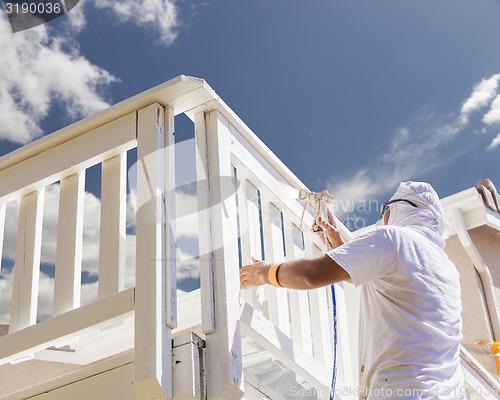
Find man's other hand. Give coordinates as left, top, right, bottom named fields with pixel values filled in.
left=240, top=257, right=271, bottom=289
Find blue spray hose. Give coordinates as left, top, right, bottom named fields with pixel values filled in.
left=329, top=284, right=338, bottom=400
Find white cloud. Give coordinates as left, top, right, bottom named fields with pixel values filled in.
left=327, top=110, right=468, bottom=227
left=0, top=13, right=117, bottom=144
left=487, top=133, right=500, bottom=151
left=460, top=74, right=500, bottom=122
left=93, top=0, right=179, bottom=45
left=483, top=94, right=500, bottom=126
left=0, top=0, right=182, bottom=145
left=334, top=116, right=459, bottom=187
left=329, top=73, right=500, bottom=218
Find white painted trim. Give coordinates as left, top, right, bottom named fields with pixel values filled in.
left=0, top=113, right=136, bottom=205
left=0, top=288, right=134, bottom=365
left=0, top=352, right=134, bottom=400
left=460, top=345, right=500, bottom=398
left=240, top=301, right=331, bottom=392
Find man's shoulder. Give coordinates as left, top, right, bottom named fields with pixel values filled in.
left=356, top=225, right=421, bottom=246
left=357, top=225, right=398, bottom=239
left=350, top=226, right=399, bottom=250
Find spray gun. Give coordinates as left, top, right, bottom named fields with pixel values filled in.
left=298, top=189, right=334, bottom=251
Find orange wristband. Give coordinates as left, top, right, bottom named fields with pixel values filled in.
left=268, top=263, right=284, bottom=288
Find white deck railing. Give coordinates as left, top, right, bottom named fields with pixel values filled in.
left=0, top=76, right=357, bottom=399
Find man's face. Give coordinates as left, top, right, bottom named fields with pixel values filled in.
left=384, top=208, right=390, bottom=225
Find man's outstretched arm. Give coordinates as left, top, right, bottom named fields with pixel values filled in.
left=240, top=254, right=351, bottom=290
left=240, top=208, right=350, bottom=290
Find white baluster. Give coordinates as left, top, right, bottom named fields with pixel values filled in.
left=305, top=238, right=333, bottom=366
left=53, top=172, right=85, bottom=316
left=261, top=198, right=290, bottom=336
left=10, top=189, right=45, bottom=333
left=98, top=154, right=127, bottom=299
left=284, top=219, right=313, bottom=356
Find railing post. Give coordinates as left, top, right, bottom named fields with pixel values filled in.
left=195, top=110, right=244, bottom=400
left=134, top=103, right=173, bottom=399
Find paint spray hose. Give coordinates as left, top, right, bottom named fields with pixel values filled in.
left=298, top=189, right=338, bottom=399
left=326, top=223, right=338, bottom=400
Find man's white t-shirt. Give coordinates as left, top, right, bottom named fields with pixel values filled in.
left=327, top=225, right=464, bottom=399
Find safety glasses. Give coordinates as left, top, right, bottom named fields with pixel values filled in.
left=380, top=199, right=418, bottom=218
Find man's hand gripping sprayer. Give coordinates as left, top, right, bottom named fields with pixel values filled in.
left=298, top=189, right=335, bottom=251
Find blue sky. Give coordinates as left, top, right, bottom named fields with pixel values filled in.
left=2, top=0, right=500, bottom=216
left=1, top=0, right=500, bottom=319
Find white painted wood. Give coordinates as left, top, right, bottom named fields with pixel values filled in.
left=240, top=301, right=331, bottom=393
left=304, top=239, right=333, bottom=367
left=0, top=288, right=134, bottom=365
left=261, top=198, right=290, bottom=336
left=198, top=110, right=244, bottom=400
left=53, top=172, right=85, bottom=317
left=243, top=372, right=285, bottom=400
left=245, top=181, right=263, bottom=262
left=172, top=333, right=206, bottom=400
left=98, top=154, right=126, bottom=300
left=1, top=352, right=133, bottom=400
left=14, top=363, right=138, bottom=400
left=229, top=126, right=352, bottom=240
left=333, top=283, right=354, bottom=387
left=238, top=177, right=265, bottom=314
left=231, top=156, right=329, bottom=255
left=164, top=107, right=177, bottom=329
left=0, top=203, right=6, bottom=272
left=9, top=189, right=45, bottom=334
left=0, top=113, right=137, bottom=205
left=460, top=345, right=500, bottom=398
left=134, top=103, right=172, bottom=399
left=195, top=111, right=215, bottom=335
left=236, top=177, right=251, bottom=264
left=283, top=219, right=313, bottom=357
left=236, top=177, right=254, bottom=309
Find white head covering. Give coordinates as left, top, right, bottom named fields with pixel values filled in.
left=387, top=181, right=451, bottom=240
